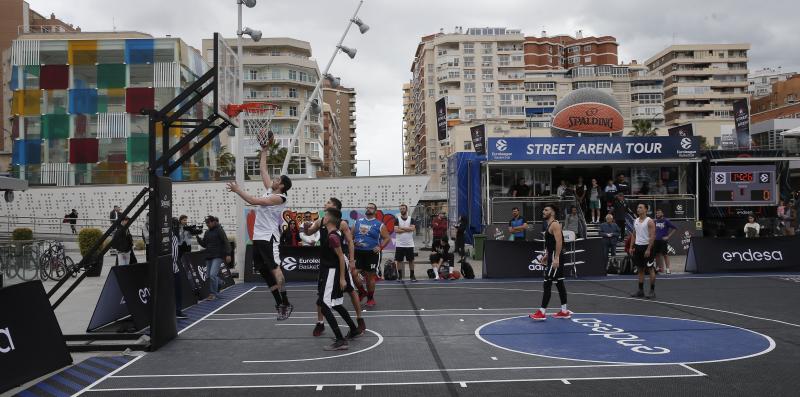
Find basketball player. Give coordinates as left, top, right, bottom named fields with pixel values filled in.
left=394, top=204, right=417, bottom=282
left=317, top=208, right=360, bottom=351
left=629, top=202, right=657, bottom=299
left=530, top=203, right=571, bottom=321
left=227, top=148, right=293, bottom=320
left=305, top=197, right=366, bottom=337
left=354, top=203, right=391, bottom=307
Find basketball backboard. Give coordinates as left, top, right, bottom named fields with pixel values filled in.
left=213, top=32, right=240, bottom=122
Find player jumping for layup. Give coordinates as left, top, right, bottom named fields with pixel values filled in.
left=530, top=204, right=571, bottom=321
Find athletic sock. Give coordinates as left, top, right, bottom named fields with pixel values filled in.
left=650, top=283, right=655, bottom=291
left=638, top=282, right=644, bottom=291
left=433, top=268, right=439, bottom=279
left=410, top=270, right=415, bottom=278
left=271, top=290, right=282, bottom=305
left=280, top=291, right=290, bottom=305
left=561, top=304, right=567, bottom=312
left=539, top=307, right=546, bottom=314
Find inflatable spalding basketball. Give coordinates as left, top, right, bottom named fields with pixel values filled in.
left=551, top=88, right=624, bottom=137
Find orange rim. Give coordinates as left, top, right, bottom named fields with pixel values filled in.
left=224, top=102, right=278, bottom=118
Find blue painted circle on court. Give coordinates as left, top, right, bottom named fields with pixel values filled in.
left=476, top=313, right=774, bottom=364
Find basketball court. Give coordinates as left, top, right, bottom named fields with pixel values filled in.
left=67, top=273, right=800, bottom=396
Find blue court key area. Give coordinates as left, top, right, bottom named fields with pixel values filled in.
left=477, top=314, right=774, bottom=364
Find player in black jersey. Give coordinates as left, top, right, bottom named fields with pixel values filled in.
left=316, top=208, right=360, bottom=351
left=303, top=198, right=366, bottom=337
left=530, top=203, right=572, bottom=321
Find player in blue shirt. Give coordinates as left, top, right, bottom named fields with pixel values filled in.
left=353, top=203, right=391, bottom=307
left=653, top=209, right=677, bottom=275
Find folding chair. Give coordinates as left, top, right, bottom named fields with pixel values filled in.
left=561, top=230, right=585, bottom=278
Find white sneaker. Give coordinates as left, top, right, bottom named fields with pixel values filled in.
left=666, top=269, right=671, bottom=275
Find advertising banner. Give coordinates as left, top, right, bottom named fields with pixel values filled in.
left=668, top=124, right=694, bottom=137
left=244, top=245, right=322, bottom=282
left=436, top=97, right=447, bottom=141
left=0, top=281, right=72, bottom=394
left=470, top=124, right=486, bottom=155
left=733, top=98, right=751, bottom=149
left=487, top=137, right=700, bottom=161
left=685, top=236, right=800, bottom=273
left=483, top=239, right=607, bottom=278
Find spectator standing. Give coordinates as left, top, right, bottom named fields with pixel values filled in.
left=141, top=214, right=150, bottom=253
left=299, top=211, right=320, bottom=246
left=170, top=219, right=187, bottom=319
left=507, top=207, right=527, bottom=241
left=109, top=205, right=122, bottom=225
left=196, top=216, right=231, bottom=300
left=743, top=215, right=761, bottom=238
left=612, top=193, right=629, bottom=241
left=653, top=209, right=677, bottom=274
left=556, top=180, right=568, bottom=198
left=563, top=206, right=586, bottom=239
left=600, top=214, right=620, bottom=267
left=455, top=215, right=468, bottom=260
left=651, top=179, right=667, bottom=195
left=510, top=178, right=530, bottom=197
left=431, top=212, right=448, bottom=250
left=575, top=177, right=587, bottom=216
left=588, top=179, right=602, bottom=223
left=604, top=179, right=618, bottom=210
left=615, top=173, right=631, bottom=195
left=281, top=220, right=300, bottom=247
left=111, top=217, right=134, bottom=266
left=66, top=209, right=78, bottom=234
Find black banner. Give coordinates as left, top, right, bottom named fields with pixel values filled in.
left=685, top=236, right=800, bottom=273
left=668, top=123, right=694, bottom=137
left=0, top=282, right=72, bottom=393
left=244, top=245, right=321, bottom=282
left=436, top=97, right=447, bottom=141
left=157, top=176, right=173, bottom=256
left=470, top=124, right=486, bottom=155
left=733, top=98, right=750, bottom=148
left=483, top=239, right=607, bottom=278
left=113, top=263, right=154, bottom=331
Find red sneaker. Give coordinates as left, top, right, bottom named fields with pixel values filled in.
left=529, top=310, right=547, bottom=321
left=312, top=322, right=325, bottom=337
left=366, top=299, right=376, bottom=307
left=552, top=310, right=572, bottom=319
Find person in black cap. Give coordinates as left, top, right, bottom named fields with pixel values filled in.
left=195, top=215, right=231, bottom=301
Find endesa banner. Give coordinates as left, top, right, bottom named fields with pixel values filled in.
left=487, top=137, right=700, bottom=161
left=685, top=236, right=800, bottom=273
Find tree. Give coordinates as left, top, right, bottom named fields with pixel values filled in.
left=254, top=140, right=291, bottom=177
left=216, top=145, right=235, bottom=177
left=628, top=119, right=658, bottom=137
left=696, top=135, right=712, bottom=151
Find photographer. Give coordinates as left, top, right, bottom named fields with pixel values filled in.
left=196, top=215, right=231, bottom=300
left=178, top=215, right=195, bottom=253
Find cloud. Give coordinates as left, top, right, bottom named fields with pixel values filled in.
left=31, top=0, right=799, bottom=176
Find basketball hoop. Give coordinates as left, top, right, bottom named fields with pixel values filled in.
left=224, top=102, right=278, bottom=148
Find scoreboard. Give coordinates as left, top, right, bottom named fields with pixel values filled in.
left=710, top=165, right=777, bottom=207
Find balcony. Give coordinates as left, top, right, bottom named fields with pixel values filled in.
left=631, top=85, right=663, bottom=94
left=245, top=91, right=301, bottom=102
left=498, top=72, right=525, bottom=81
left=243, top=74, right=317, bottom=87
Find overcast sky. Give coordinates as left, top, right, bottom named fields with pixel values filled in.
left=33, top=0, right=799, bottom=176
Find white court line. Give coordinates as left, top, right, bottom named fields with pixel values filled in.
left=561, top=379, right=571, bottom=385
left=73, top=355, right=144, bottom=396
left=680, top=363, right=707, bottom=377
left=242, top=329, right=384, bottom=363
left=459, top=382, right=468, bottom=388
left=205, top=313, right=532, bottom=320
left=179, top=286, right=258, bottom=335
left=316, top=385, right=323, bottom=391
left=88, top=373, right=704, bottom=392
left=110, top=363, right=689, bottom=378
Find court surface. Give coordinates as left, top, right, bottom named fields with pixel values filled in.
left=79, top=274, right=800, bottom=396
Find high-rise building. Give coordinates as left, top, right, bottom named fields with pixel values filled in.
left=318, top=102, right=342, bottom=177
left=322, top=76, right=356, bottom=176
left=646, top=44, right=750, bottom=142
left=402, top=83, right=415, bottom=175
left=751, top=74, right=800, bottom=124
left=5, top=31, right=217, bottom=186
left=1, top=0, right=78, bottom=170
left=203, top=37, right=324, bottom=178
left=628, top=61, right=665, bottom=130
left=749, top=67, right=796, bottom=98
left=406, top=28, right=649, bottom=196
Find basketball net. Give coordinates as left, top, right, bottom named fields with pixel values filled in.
left=225, top=102, right=277, bottom=148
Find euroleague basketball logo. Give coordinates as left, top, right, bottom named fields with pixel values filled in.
left=552, top=102, right=624, bottom=135
left=495, top=139, right=508, bottom=151
left=680, top=138, right=692, bottom=150
left=282, top=257, right=298, bottom=271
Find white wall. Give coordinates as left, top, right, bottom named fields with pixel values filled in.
left=2, top=175, right=430, bottom=234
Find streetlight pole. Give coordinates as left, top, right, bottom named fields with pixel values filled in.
left=280, top=0, right=366, bottom=176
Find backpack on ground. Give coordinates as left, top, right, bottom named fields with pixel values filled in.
left=606, top=257, right=619, bottom=275
left=427, top=268, right=435, bottom=279
left=619, top=255, right=635, bottom=275
left=383, top=260, right=398, bottom=281
left=461, top=260, right=476, bottom=279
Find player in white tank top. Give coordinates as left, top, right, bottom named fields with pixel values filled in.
left=629, top=202, right=657, bottom=299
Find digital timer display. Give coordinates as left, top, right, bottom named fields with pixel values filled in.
left=709, top=165, right=777, bottom=207
left=730, top=172, right=753, bottom=183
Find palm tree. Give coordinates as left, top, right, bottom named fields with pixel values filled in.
left=253, top=140, right=292, bottom=177
left=216, top=146, right=235, bottom=177
left=628, top=119, right=658, bottom=137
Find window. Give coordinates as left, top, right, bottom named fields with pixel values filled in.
left=481, top=68, right=494, bottom=80
left=583, top=44, right=592, bottom=51
left=249, top=69, right=258, bottom=80
left=299, top=71, right=307, bottom=82
left=568, top=46, right=579, bottom=53
left=484, top=107, right=494, bottom=117
left=574, top=67, right=595, bottom=77
left=245, top=158, right=260, bottom=176
left=482, top=82, right=494, bottom=93
left=288, top=157, right=306, bottom=175
left=632, top=93, right=662, bottom=104
left=289, top=106, right=298, bottom=116
left=289, top=88, right=297, bottom=98
left=427, top=64, right=434, bottom=73
left=511, top=55, right=523, bottom=63
left=584, top=56, right=591, bottom=63
left=597, top=65, right=612, bottom=76
left=499, top=106, right=525, bottom=116
left=464, top=95, right=476, bottom=106
left=428, top=88, right=434, bottom=98
left=465, top=109, right=476, bottom=119
left=427, top=75, right=434, bottom=85
left=498, top=55, right=510, bottom=66
left=464, top=69, right=475, bottom=80
left=430, top=152, right=437, bottom=160
left=612, top=67, right=628, bottom=77
left=525, top=82, right=555, bottom=92
left=463, top=43, right=474, bottom=54
left=430, top=163, right=437, bottom=172
left=481, top=56, right=493, bottom=66
left=288, top=70, right=296, bottom=80
left=464, top=82, right=476, bottom=93
left=464, top=141, right=472, bottom=150
left=482, top=43, right=492, bottom=54
left=568, top=56, right=580, bottom=64
left=483, top=95, right=494, bottom=106
left=464, top=56, right=475, bottom=67
left=597, top=81, right=611, bottom=88
left=499, top=93, right=512, bottom=105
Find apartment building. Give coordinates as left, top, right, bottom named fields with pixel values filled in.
left=646, top=44, right=750, bottom=142
left=322, top=76, right=356, bottom=176
left=1, top=0, right=78, bottom=169
left=317, top=103, right=342, bottom=177
left=203, top=37, right=324, bottom=178
left=751, top=74, right=800, bottom=124
left=7, top=31, right=217, bottom=186
left=749, top=67, right=796, bottom=98
left=628, top=61, right=665, bottom=129
left=402, top=83, right=415, bottom=175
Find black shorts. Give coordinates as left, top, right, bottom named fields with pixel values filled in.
left=429, top=252, right=453, bottom=264
left=653, top=240, right=668, bottom=255
left=633, top=244, right=655, bottom=269
left=544, top=254, right=565, bottom=281
left=354, top=250, right=379, bottom=272
left=343, top=257, right=355, bottom=293
left=253, top=239, right=281, bottom=272
left=318, top=267, right=345, bottom=308
left=395, top=247, right=415, bottom=262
